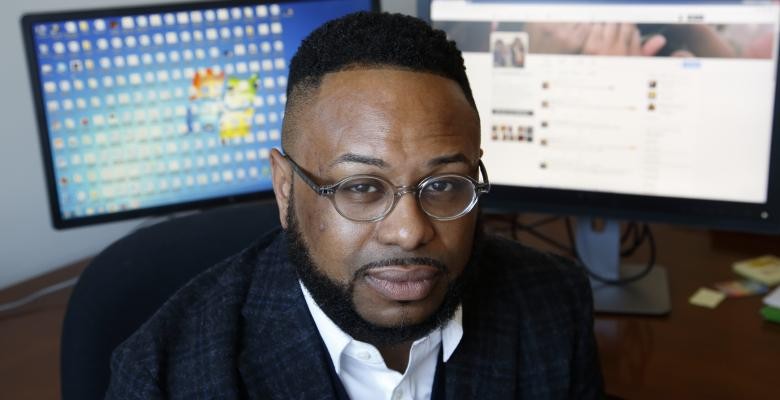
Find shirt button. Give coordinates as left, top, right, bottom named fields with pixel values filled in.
left=392, top=389, right=404, bottom=400
left=356, top=351, right=371, bottom=361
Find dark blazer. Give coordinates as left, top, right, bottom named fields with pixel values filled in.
left=106, top=229, right=603, bottom=399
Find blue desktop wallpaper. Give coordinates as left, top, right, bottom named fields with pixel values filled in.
left=30, top=1, right=371, bottom=220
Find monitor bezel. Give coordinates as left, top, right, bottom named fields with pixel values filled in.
left=426, top=0, right=780, bottom=234
left=21, top=0, right=380, bottom=229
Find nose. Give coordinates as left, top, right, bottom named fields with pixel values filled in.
left=376, top=191, right=435, bottom=251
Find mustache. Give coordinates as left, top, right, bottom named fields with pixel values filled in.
left=355, top=257, right=448, bottom=276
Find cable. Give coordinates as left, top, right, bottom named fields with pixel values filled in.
left=566, top=218, right=657, bottom=286
left=620, top=222, right=647, bottom=257
left=525, top=215, right=562, bottom=229
left=620, top=221, right=637, bottom=244
left=518, top=224, right=578, bottom=256
left=515, top=215, right=577, bottom=256
left=510, top=213, right=520, bottom=241
left=0, top=277, right=79, bottom=313
left=510, top=214, right=658, bottom=286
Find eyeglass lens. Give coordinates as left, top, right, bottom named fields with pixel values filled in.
left=332, top=175, right=477, bottom=221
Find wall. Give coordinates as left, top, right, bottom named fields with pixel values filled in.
left=0, top=0, right=416, bottom=290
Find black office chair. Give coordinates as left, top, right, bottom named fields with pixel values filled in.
left=60, top=200, right=281, bottom=400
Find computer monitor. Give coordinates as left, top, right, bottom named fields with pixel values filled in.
left=21, top=0, right=377, bottom=229
left=428, top=0, right=780, bottom=314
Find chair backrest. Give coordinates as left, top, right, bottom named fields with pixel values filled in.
left=60, top=201, right=280, bottom=400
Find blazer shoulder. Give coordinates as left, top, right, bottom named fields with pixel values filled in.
left=108, top=229, right=284, bottom=387
left=483, top=234, right=588, bottom=284
left=475, top=234, right=592, bottom=311
left=151, top=228, right=282, bottom=327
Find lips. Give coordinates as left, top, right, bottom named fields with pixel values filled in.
left=364, top=265, right=441, bottom=301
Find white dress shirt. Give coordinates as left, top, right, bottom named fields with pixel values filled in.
left=300, top=282, right=463, bottom=400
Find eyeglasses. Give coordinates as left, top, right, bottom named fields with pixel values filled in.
left=285, top=155, right=490, bottom=222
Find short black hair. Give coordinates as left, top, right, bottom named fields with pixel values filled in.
left=282, top=11, right=476, bottom=152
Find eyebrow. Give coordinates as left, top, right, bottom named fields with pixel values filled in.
left=427, top=153, right=471, bottom=168
left=330, top=153, right=388, bottom=168
left=329, top=152, right=472, bottom=169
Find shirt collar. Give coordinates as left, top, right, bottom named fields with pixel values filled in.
left=299, top=281, right=463, bottom=374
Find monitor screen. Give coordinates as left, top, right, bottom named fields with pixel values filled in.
left=22, top=0, right=376, bottom=229
left=430, top=0, right=780, bottom=233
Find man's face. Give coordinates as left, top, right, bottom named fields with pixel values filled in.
left=271, top=68, right=481, bottom=333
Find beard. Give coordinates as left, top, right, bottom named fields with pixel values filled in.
left=284, top=187, right=482, bottom=347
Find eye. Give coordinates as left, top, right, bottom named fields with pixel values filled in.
left=336, top=178, right=388, bottom=204
left=426, top=179, right=455, bottom=193
left=344, top=182, right=380, bottom=193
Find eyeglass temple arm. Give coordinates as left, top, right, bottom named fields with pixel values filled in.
left=477, top=160, right=491, bottom=194
left=287, top=154, right=489, bottom=196
left=284, top=155, right=336, bottom=196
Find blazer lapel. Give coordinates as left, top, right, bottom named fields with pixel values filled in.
left=443, top=300, right=517, bottom=399
left=236, top=236, right=341, bottom=399
left=239, top=302, right=339, bottom=400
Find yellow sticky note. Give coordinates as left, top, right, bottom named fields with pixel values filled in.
left=689, top=287, right=726, bottom=309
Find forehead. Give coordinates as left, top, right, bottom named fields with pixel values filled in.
left=294, top=68, right=480, bottom=169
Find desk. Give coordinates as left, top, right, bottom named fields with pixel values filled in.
left=597, top=227, right=780, bottom=399
left=493, top=215, right=780, bottom=399
left=0, top=259, right=88, bottom=399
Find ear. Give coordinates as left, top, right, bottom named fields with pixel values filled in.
left=270, top=148, right=292, bottom=229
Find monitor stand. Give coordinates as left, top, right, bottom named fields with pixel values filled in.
left=575, top=218, right=671, bottom=315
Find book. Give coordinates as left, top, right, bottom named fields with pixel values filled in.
left=689, top=287, right=726, bottom=309
left=732, top=255, right=780, bottom=286
left=760, top=306, right=780, bottom=324
left=713, top=279, right=768, bottom=298
left=764, top=285, right=780, bottom=308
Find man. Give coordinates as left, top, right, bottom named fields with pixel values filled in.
left=107, top=12, right=603, bottom=399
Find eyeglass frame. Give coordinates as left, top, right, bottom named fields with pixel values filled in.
left=284, top=154, right=490, bottom=222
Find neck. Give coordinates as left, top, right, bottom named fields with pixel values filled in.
left=377, top=341, right=413, bottom=373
